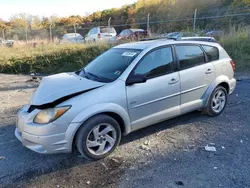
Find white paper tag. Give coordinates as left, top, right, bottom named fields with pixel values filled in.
left=122, top=51, right=137, bottom=57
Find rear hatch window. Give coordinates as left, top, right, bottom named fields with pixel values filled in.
left=100, top=27, right=116, bottom=33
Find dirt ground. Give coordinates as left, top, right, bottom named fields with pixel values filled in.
left=0, top=73, right=250, bottom=188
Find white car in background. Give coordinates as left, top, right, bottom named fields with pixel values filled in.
left=85, top=26, right=117, bottom=43
left=59, top=33, right=84, bottom=44
left=0, top=38, right=14, bottom=47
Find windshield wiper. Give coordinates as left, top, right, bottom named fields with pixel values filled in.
left=86, top=72, right=102, bottom=82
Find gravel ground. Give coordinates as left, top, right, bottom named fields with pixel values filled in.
left=0, top=74, right=250, bottom=188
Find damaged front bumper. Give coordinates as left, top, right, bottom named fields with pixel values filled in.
left=15, top=105, right=73, bottom=154
left=14, top=128, right=68, bottom=153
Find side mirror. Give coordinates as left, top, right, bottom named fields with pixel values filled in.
left=126, top=74, right=147, bottom=86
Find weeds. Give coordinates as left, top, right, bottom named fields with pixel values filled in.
left=0, top=44, right=111, bottom=74
left=220, top=26, right=250, bottom=71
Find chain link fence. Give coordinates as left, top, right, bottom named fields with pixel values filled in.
left=2, top=11, right=250, bottom=44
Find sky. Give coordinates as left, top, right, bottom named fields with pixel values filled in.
left=0, top=0, right=137, bottom=21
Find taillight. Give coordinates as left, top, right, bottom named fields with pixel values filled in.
left=98, top=33, right=101, bottom=38
left=230, top=60, right=235, bottom=71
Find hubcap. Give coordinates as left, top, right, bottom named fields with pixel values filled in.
left=212, top=90, right=226, bottom=113
left=86, top=123, right=116, bottom=156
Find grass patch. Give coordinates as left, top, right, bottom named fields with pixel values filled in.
left=219, top=26, right=250, bottom=72
left=0, top=44, right=111, bottom=74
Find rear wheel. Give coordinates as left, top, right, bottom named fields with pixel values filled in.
left=76, top=115, right=121, bottom=160
left=204, top=86, right=228, bottom=116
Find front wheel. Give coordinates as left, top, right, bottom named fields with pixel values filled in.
left=203, top=86, right=228, bottom=116
left=76, top=115, right=121, bottom=160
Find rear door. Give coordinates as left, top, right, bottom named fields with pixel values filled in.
left=126, top=46, right=181, bottom=131
left=175, top=44, right=215, bottom=114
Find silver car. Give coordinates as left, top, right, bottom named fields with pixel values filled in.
left=59, top=33, right=84, bottom=44
left=15, top=39, right=236, bottom=160
left=85, top=26, right=117, bottom=43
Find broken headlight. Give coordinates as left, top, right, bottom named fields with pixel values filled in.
left=33, top=106, right=71, bottom=124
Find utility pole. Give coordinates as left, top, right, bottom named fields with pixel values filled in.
left=147, top=13, right=150, bottom=37
left=193, top=9, right=197, bottom=32
left=2, top=28, right=5, bottom=40
left=108, top=17, right=111, bottom=27
left=49, top=23, right=52, bottom=43
left=25, top=27, right=28, bottom=44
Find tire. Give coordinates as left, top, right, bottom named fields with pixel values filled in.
left=203, top=86, right=228, bottom=116
left=76, top=114, right=121, bottom=160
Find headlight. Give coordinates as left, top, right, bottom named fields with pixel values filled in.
left=34, top=106, right=71, bottom=124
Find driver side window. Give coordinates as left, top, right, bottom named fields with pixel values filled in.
left=134, top=47, right=174, bottom=79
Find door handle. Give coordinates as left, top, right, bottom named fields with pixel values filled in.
left=168, top=78, right=179, bottom=85
left=205, top=69, right=213, bottom=74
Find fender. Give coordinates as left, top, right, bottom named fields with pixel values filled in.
left=65, top=103, right=131, bottom=150
left=202, top=75, right=230, bottom=106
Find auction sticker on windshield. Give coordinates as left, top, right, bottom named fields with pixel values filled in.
left=122, top=51, right=138, bottom=57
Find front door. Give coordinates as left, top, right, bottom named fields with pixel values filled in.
left=126, top=46, right=181, bottom=131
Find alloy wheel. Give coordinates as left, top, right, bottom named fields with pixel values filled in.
left=86, top=123, right=117, bottom=156
left=212, top=89, right=226, bottom=113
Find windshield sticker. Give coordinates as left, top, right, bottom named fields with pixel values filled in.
left=114, top=71, right=121, bottom=75
left=122, top=52, right=138, bottom=57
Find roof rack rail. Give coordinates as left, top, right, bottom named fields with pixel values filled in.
left=140, top=37, right=176, bottom=41
left=177, top=37, right=217, bottom=42
left=140, top=36, right=217, bottom=43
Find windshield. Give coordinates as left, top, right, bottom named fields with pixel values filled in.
left=100, top=27, right=116, bottom=33
left=79, top=48, right=141, bottom=82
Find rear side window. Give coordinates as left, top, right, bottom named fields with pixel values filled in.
left=175, top=45, right=205, bottom=70
left=202, top=45, right=219, bottom=62
left=134, top=47, right=174, bottom=78
left=100, top=27, right=116, bottom=33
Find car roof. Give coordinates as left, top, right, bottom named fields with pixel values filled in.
left=129, top=29, right=144, bottom=32
left=114, top=39, right=221, bottom=50
left=98, top=26, right=115, bottom=28
left=64, top=33, right=82, bottom=36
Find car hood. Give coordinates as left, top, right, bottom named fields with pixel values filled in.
left=30, top=72, right=105, bottom=106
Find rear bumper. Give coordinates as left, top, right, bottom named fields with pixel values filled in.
left=229, top=78, right=236, bottom=94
